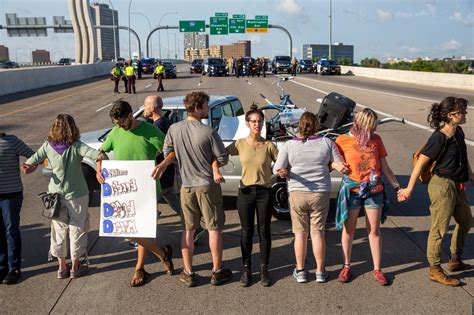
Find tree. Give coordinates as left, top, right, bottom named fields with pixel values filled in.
left=360, top=58, right=381, bottom=68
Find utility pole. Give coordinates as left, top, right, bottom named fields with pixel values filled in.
left=329, top=0, right=332, bottom=60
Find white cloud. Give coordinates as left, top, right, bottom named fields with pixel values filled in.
left=407, top=47, right=423, bottom=54
left=450, top=12, right=474, bottom=27
left=441, top=40, right=461, bottom=51
left=249, top=35, right=263, bottom=45
left=275, top=0, right=303, bottom=16
left=376, top=9, right=393, bottom=22
left=292, top=47, right=299, bottom=54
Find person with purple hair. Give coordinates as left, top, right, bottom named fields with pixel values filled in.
left=334, top=108, right=402, bottom=286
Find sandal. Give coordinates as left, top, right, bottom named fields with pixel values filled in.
left=130, top=269, right=150, bottom=287
left=162, top=245, right=174, bottom=275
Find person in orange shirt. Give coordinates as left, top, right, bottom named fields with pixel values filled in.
left=335, top=108, right=402, bottom=286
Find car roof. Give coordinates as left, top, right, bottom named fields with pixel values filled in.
left=162, top=95, right=238, bottom=108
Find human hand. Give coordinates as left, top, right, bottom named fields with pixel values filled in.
left=213, top=171, right=225, bottom=184
left=21, top=163, right=37, bottom=174
left=276, top=168, right=288, bottom=178
left=333, top=162, right=350, bottom=175
left=96, top=169, right=105, bottom=184
left=397, top=188, right=410, bottom=203
left=151, top=163, right=167, bottom=180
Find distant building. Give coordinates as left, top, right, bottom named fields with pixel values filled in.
left=209, top=45, right=222, bottom=58
left=222, top=40, right=251, bottom=59
left=302, top=43, right=354, bottom=62
left=32, top=49, right=51, bottom=63
left=90, top=2, right=120, bottom=61
left=0, top=45, right=9, bottom=60
left=184, top=33, right=209, bottom=50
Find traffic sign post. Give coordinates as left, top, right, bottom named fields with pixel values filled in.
left=179, top=20, right=206, bottom=32
left=246, top=19, right=268, bottom=33
left=229, top=18, right=245, bottom=34
left=210, top=16, right=228, bottom=35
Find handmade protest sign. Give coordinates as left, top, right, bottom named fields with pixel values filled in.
left=99, top=160, right=157, bottom=238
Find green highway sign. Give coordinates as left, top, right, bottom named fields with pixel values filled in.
left=229, top=18, right=246, bottom=33
left=246, top=19, right=268, bottom=32
left=255, top=15, right=268, bottom=20
left=179, top=20, right=206, bottom=32
left=210, top=16, right=228, bottom=35
left=215, top=12, right=228, bottom=17
left=233, top=14, right=245, bottom=19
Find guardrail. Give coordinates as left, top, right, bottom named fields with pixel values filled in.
left=340, top=65, right=473, bottom=90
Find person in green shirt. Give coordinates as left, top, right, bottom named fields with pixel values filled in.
left=96, top=100, right=174, bottom=287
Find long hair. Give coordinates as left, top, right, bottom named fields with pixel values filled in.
left=427, top=96, right=468, bottom=129
left=349, top=108, right=378, bottom=148
left=298, top=111, right=319, bottom=140
left=47, top=114, right=80, bottom=145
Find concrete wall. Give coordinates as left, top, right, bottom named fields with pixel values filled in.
left=340, top=65, right=473, bottom=90
left=0, top=62, right=113, bottom=96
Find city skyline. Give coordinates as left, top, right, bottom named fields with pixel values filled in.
left=1, top=0, right=473, bottom=63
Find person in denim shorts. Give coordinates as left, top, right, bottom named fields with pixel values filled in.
left=335, top=108, right=402, bottom=286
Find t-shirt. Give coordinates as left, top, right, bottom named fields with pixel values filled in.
left=273, top=136, right=343, bottom=192
left=0, top=134, right=35, bottom=194
left=154, top=116, right=171, bottom=134
left=422, top=127, right=469, bottom=182
left=101, top=121, right=165, bottom=193
left=335, top=133, right=387, bottom=183
left=163, top=120, right=228, bottom=187
left=227, top=138, right=278, bottom=188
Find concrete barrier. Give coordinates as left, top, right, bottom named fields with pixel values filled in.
left=340, top=65, right=474, bottom=90
left=0, top=62, right=113, bottom=96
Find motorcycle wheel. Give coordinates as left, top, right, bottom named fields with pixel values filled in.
left=271, top=181, right=290, bottom=220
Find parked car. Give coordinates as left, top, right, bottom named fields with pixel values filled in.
left=271, top=55, right=292, bottom=74
left=162, top=61, right=177, bottom=79
left=190, top=59, right=203, bottom=73
left=0, top=61, right=20, bottom=69
left=141, top=57, right=156, bottom=74
left=298, top=59, right=314, bottom=73
left=57, top=58, right=73, bottom=65
left=202, top=58, right=227, bottom=76
left=316, top=59, right=341, bottom=75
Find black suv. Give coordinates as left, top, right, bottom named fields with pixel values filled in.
left=271, top=56, right=291, bottom=74
left=202, top=58, right=227, bottom=77
left=298, top=59, right=314, bottom=73
left=190, top=59, right=203, bottom=73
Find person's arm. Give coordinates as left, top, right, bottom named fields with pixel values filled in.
left=95, top=147, right=110, bottom=184
left=212, top=159, right=224, bottom=184
left=151, top=151, right=175, bottom=179
left=380, top=157, right=401, bottom=190
left=22, top=142, right=48, bottom=174
left=398, top=154, right=431, bottom=200
left=467, top=160, right=474, bottom=186
left=211, top=131, right=229, bottom=167
left=329, top=140, right=349, bottom=174
left=273, top=143, right=289, bottom=178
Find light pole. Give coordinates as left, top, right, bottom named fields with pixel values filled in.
left=128, top=0, right=132, bottom=60
left=158, top=12, right=177, bottom=59
left=109, top=0, right=117, bottom=61
left=328, top=0, right=332, bottom=60
left=132, top=12, right=152, bottom=57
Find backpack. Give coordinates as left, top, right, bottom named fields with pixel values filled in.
left=412, top=135, right=447, bottom=184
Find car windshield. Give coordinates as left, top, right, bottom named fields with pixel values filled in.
left=141, top=59, right=155, bottom=65
left=163, top=62, right=173, bottom=68
left=276, top=56, right=291, bottom=62
left=209, top=59, right=224, bottom=66
left=192, top=59, right=203, bottom=65
left=321, top=60, right=336, bottom=65
left=301, top=59, right=312, bottom=65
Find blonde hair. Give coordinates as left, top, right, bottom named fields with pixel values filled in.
left=350, top=108, right=378, bottom=148
left=47, top=114, right=80, bottom=145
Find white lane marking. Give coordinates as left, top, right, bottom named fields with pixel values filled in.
left=290, top=79, right=474, bottom=147
left=96, top=102, right=114, bottom=112
left=296, top=76, right=474, bottom=107
left=145, top=84, right=152, bottom=88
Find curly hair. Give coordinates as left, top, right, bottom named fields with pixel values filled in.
left=298, top=111, right=319, bottom=139
left=427, top=97, right=468, bottom=129
left=47, top=114, right=80, bottom=145
left=349, top=108, right=378, bottom=148
left=245, top=103, right=264, bottom=122
left=184, top=92, right=210, bottom=113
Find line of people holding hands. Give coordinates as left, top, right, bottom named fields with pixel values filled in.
left=1, top=93, right=471, bottom=289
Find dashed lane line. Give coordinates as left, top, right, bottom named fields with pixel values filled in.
left=96, top=102, right=115, bottom=112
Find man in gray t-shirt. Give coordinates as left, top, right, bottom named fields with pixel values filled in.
left=152, top=92, right=231, bottom=288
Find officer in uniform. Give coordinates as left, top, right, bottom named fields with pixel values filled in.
left=111, top=63, right=122, bottom=93
left=154, top=61, right=165, bottom=92
left=125, top=60, right=136, bottom=94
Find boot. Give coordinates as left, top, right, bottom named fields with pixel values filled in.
left=429, top=266, right=460, bottom=287
left=260, top=265, right=271, bottom=287
left=447, top=254, right=472, bottom=272
left=240, top=265, right=251, bottom=287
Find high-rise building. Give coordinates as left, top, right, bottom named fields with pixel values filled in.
left=183, top=33, right=209, bottom=50
left=302, top=43, right=354, bottom=63
left=222, top=40, right=251, bottom=59
left=90, top=2, right=120, bottom=61
left=32, top=49, right=51, bottom=63
left=0, top=45, right=9, bottom=60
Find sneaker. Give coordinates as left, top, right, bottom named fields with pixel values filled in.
left=316, top=270, right=328, bottom=283
left=338, top=266, right=351, bottom=283
left=180, top=270, right=197, bottom=287
left=292, top=268, right=307, bottom=283
left=373, top=270, right=389, bottom=286
left=210, top=268, right=233, bottom=286
left=57, top=265, right=70, bottom=279
left=70, top=265, right=89, bottom=279
left=2, top=269, right=21, bottom=285
left=193, top=227, right=206, bottom=244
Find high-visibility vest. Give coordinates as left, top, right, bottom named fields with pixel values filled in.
left=112, top=67, right=121, bottom=77
left=125, top=66, right=135, bottom=76
left=155, top=65, right=164, bottom=74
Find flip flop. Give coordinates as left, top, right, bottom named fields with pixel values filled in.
left=162, top=245, right=174, bottom=275
left=130, top=269, right=150, bottom=287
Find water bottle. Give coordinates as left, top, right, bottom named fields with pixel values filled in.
left=369, top=168, right=378, bottom=186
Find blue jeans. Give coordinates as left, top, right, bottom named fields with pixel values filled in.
left=0, top=191, right=23, bottom=271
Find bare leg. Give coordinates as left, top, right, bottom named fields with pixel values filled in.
left=311, top=230, right=326, bottom=272
left=365, top=208, right=382, bottom=270
left=58, top=257, right=67, bottom=270
left=294, top=232, right=307, bottom=270
left=341, top=208, right=360, bottom=265
left=208, top=230, right=223, bottom=272
left=182, top=230, right=195, bottom=272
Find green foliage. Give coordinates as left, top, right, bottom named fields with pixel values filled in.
left=360, top=58, right=381, bottom=68
left=336, top=57, right=352, bottom=65
left=0, top=57, right=7, bottom=63
left=379, top=58, right=472, bottom=74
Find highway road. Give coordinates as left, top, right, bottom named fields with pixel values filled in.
left=0, top=65, right=473, bottom=313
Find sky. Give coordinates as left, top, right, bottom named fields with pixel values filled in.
left=1, top=0, right=473, bottom=63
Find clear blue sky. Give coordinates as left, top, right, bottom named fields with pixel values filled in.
left=1, top=0, right=473, bottom=63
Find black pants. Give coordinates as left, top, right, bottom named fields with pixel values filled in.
left=157, top=74, right=164, bottom=91
left=126, top=76, right=136, bottom=93
left=237, top=185, right=272, bottom=267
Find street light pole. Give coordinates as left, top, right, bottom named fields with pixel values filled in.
left=328, top=0, right=332, bottom=60
left=109, top=0, right=117, bottom=61
left=158, top=12, right=178, bottom=59
left=128, top=0, right=132, bottom=60
left=132, top=12, right=152, bottom=57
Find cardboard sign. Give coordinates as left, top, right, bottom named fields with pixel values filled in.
left=99, top=160, right=157, bottom=238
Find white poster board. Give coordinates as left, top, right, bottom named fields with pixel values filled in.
left=99, top=160, right=157, bottom=238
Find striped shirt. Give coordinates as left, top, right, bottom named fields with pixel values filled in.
left=0, top=134, right=35, bottom=194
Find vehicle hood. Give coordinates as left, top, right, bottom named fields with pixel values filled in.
left=80, top=128, right=110, bottom=150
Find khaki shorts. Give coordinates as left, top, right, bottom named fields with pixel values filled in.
left=289, top=191, right=330, bottom=234
left=180, top=184, right=225, bottom=231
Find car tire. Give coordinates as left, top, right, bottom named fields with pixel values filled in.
left=271, top=181, right=290, bottom=220
left=82, top=164, right=100, bottom=207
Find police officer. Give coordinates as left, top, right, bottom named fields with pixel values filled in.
left=154, top=61, right=165, bottom=92
left=111, top=63, right=122, bottom=93
left=121, top=63, right=129, bottom=93
left=125, top=60, right=136, bottom=94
